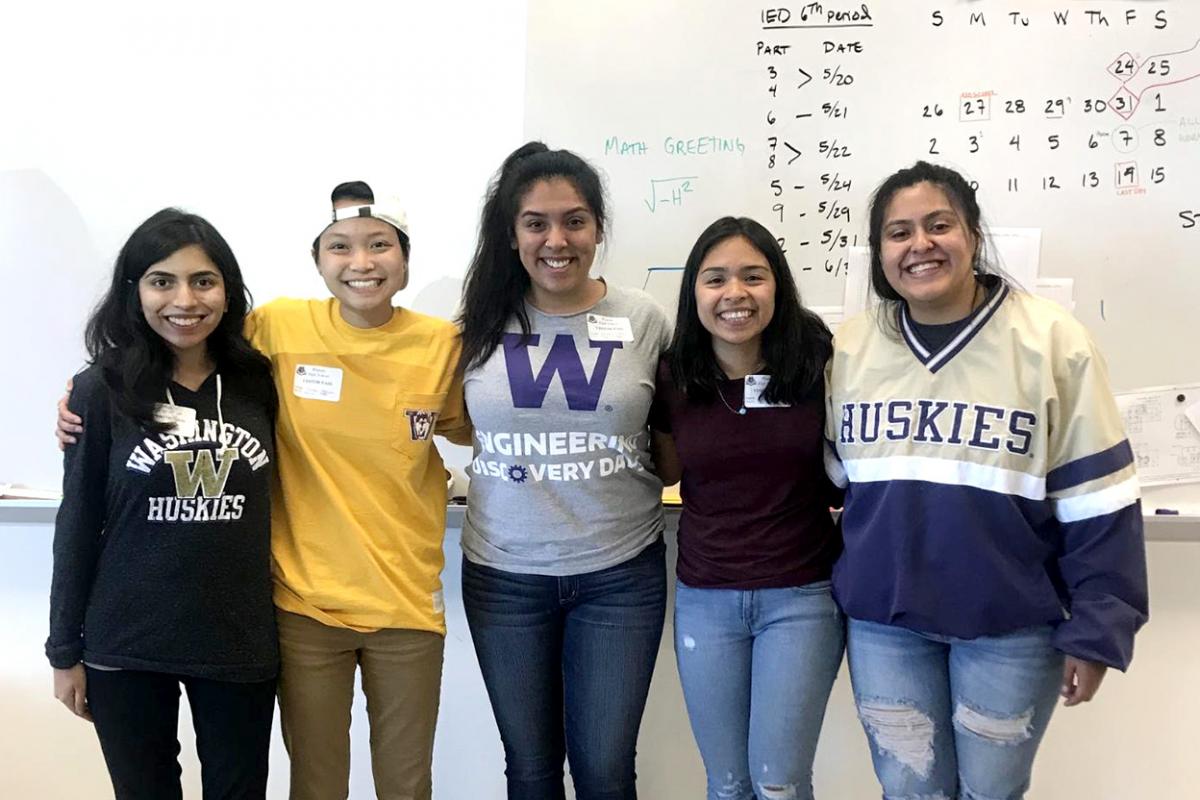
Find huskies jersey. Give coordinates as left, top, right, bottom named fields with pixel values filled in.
left=825, top=283, right=1148, bottom=669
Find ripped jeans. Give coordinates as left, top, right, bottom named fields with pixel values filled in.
left=674, top=580, right=845, bottom=800
left=846, top=619, right=1063, bottom=800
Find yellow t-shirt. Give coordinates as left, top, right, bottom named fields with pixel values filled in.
left=247, top=298, right=469, bottom=634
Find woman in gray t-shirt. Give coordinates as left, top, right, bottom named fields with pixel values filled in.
left=457, top=141, right=669, bottom=799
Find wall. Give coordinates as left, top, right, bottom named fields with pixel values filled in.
left=0, top=0, right=525, bottom=490
left=525, top=0, right=1200, bottom=395
left=3, top=511, right=1197, bottom=798
left=3, top=0, right=1198, bottom=796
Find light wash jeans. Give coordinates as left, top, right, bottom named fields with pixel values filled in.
left=673, top=579, right=845, bottom=800
left=847, top=618, right=1064, bottom=800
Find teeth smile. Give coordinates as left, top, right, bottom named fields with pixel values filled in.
left=543, top=258, right=571, bottom=268
left=166, top=317, right=203, bottom=327
left=907, top=262, right=940, bottom=275
left=719, top=310, right=753, bottom=320
left=346, top=279, right=383, bottom=288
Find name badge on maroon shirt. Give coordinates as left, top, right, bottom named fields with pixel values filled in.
left=743, top=375, right=789, bottom=409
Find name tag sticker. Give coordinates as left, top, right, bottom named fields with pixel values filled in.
left=743, top=374, right=790, bottom=409
left=152, top=403, right=198, bottom=436
left=587, top=314, right=635, bottom=342
left=293, top=365, right=343, bottom=402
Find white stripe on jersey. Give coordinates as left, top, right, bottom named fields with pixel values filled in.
left=843, top=455, right=1045, bottom=500
left=1051, top=475, right=1141, bottom=523
left=900, top=313, right=932, bottom=359
left=824, top=441, right=848, bottom=488
left=924, top=287, right=1007, bottom=372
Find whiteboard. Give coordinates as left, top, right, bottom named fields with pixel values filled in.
left=0, top=0, right=526, bottom=490
left=525, top=0, right=1200, bottom=392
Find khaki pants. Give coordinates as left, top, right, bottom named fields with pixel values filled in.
left=276, top=610, right=444, bottom=800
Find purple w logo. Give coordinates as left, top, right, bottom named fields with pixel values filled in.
left=503, top=333, right=622, bottom=411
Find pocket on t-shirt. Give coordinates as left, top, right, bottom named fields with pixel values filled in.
left=392, top=391, right=448, bottom=459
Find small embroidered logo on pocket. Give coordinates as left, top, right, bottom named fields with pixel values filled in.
left=405, top=409, right=438, bottom=441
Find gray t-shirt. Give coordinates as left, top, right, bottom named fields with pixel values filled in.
left=461, top=285, right=670, bottom=575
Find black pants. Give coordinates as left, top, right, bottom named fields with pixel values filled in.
left=86, top=666, right=276, bottom=800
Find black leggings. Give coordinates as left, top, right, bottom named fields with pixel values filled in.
left=86, top=666, right=276, bottom=800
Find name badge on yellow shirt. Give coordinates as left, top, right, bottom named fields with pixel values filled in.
left=586, top=314, right=634, bottom=342
left=744, top=374, right=790, bottom=409
left=293, top=365, right=343, bottom=402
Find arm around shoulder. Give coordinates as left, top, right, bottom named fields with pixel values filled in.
left=435, top=369, right=473, bottom=446
left=648, top=355, right=681, bottom=486
left=651, top=429, right=682, bottom=487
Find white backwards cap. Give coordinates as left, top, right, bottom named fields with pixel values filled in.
left=319, top=197, right=410, bottom=241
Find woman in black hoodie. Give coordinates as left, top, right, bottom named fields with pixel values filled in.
left=46, top=208, right=279, bottom=800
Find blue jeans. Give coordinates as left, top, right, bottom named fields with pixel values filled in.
left=847, top=618, right=1064, bottom=800
left=674, top=580, right=845, bottom=800
left=461, top=538, right=667, bottom=800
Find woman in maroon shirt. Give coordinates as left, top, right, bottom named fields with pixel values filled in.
left=651, top=216, right=843, bottom=800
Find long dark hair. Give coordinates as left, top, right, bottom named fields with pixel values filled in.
left=458, top=141, right=607, bottom=371
left=84, top=208, right=276, bottom=430
left=866, top=160, right=1006, bottom=335
left=669, top=216, right=831, bottom=406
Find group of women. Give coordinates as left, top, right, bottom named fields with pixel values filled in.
left=48, top=143, right=1148, bottom=800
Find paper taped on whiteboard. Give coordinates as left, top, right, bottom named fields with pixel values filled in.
left=1115, top=384, right=1200, bottom=486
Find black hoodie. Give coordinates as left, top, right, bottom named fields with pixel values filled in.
left=46, top=365, right=277, bottom=682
